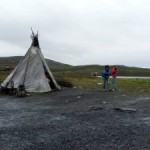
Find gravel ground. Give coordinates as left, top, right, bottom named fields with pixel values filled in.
left=0, top=88, right=150, bottom=150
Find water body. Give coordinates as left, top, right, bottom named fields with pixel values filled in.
left=97, top=76, right=150, bottom=79
left=117, top=76, right=150, bottom=79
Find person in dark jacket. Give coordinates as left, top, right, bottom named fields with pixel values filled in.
left=102, top=65, right=111, bottom=91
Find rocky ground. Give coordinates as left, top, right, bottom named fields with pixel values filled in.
left=0, top=88, right=150, bottom=150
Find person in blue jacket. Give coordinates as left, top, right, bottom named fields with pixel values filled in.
left=102, top=65, right=111, bottom=91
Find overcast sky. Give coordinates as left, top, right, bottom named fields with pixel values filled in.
left=0, top=0, right=150, bottom=67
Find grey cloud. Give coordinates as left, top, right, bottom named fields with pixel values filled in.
left=0, top=0, right=150, bottom=67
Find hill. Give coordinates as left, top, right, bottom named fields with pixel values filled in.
left=55, top=65, right=150, bottom=77
left=0, top=56, right=150, bottom=77
left=0, top=56, right=72, bottom=70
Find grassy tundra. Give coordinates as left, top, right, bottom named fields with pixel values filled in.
left=0, top=56, right=150, bottom=95
left=52, top=65, right=150, bottom=95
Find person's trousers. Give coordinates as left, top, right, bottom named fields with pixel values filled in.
left=112, top=77, right=117, bottom=90
left=103, top=78, right=110, bottom=90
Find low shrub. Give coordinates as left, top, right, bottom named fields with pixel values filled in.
left=56, top=77, right=73, bottom=88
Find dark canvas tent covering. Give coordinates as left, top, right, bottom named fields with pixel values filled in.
left=1, top=31, right=60, bottom=93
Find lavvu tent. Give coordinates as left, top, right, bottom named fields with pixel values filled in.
left=1, top=31, right=60, bottom=93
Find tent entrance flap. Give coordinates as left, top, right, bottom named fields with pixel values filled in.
left=43, top=62, right=57, bottom=90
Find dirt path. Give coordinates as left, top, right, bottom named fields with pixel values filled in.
left=0, top=89, right=150, bottom=150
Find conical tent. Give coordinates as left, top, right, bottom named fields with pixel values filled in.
left=1, top=32, right=60, bottom=93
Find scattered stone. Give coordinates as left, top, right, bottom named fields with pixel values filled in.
left=26, top=93, right=31, bottom=96
left=114, top=107, right=137, bottom=113
left=102, top=101, right=106, bottom=104
left=141, top=117, right=150, bottom=125
left=88, top=106, right=104, bottom=111
left=77, top=96, right=81, bottom=99
left=97, top=83, right=102, bottom=85
left=140, top=90, right=145, bottom=92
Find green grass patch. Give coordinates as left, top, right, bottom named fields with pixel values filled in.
left=63, top=77, right=103, bottom=89
left=1, top=70, right=150, bottom=96
left=117, top=79, right=150, bottom=94
left=64, top=77, right=150, bottom=94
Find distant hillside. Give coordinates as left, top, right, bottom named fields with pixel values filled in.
left=0, top=56, right=72, bottom=70
left=0, top=56, right=150, bottom=77
left=56, top=65, right=150, bottom=77
left=46, top=59, right=72, bottom=70
left=0, top=56, right=22, bottom=66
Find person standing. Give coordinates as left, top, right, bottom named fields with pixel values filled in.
left=112, top=66, right=118, bottom=91
left=102, top=65, right=111, bottom=91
